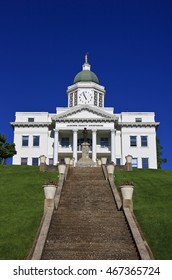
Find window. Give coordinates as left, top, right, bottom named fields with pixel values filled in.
left=132, top=158, right=138, bottom=168
left=21, top=158, right=28, bottom=165
left=116, top=158, right=121, bottom=165
left=28, top=118, right=34, bottom=122
left=61, top=137, right=69, bottom=147
left=33, top=136, right=40, bottom=146
left=74, top=91, right=77, bottom=106
left=99, top=93, right=103, bottom=107
left=141, top=136, right=148, bottom=147
left=100, top=137, right=108, bottom=147
left=142, top=158, right=149, bottom=168
left=94, top=91, right=98, bottom=106
left=32, top=158, right=39, bottom=166
left=69, top=93, right=73, bottom=107
left=135, top=118, right=142, bottom=122
left=22, top=136, right=29, bottom=146
left=130, top=136, right=137, bottom=147
left=49, top=158, right=53, bottom=166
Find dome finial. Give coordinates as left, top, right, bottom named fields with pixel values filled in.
left=85, top=52, right=89, bottom=64
left=83, top=52, right=90, bottom=71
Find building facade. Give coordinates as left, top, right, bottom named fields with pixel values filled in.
left=11, top=56, right=159, bottom=168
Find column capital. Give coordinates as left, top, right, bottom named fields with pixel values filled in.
left=54, top=128, right=59, bottom=132
left=92, top=129, right=97, bottom=133
left=111, top=128, right=116, bottom=133
left=73, top=129, right=78, bottom=132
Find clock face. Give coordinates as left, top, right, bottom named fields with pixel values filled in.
left=78, top=90, right=93, bottom=104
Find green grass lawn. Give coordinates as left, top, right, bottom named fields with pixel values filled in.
left=0, top=165, right=57, bottom=260
left=0, top=166, right=172, bottom=259
left=115, top=169, right=172, bottom=260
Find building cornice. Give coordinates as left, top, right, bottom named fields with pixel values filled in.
left=10, top=122, right=51, bottom=128
left=117, top=122, right=160, bottom=128
left=55, top=118, right=115, bottom=123
left=67, top=82, right=105, bottom=94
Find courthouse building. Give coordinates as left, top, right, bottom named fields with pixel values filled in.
left=11, top=56, right=159, bottom=168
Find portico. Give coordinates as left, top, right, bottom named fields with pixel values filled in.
left=53, top=125, right=116, bottom=165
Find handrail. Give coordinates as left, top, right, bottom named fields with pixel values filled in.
left=102, top=164, right=122, bottom=210
left=123, top=208, right=153, bottom=260
left=31, top=166, right=69, bottom=260
left=108, top=176, right=122, bottom=210
left=101, top=164, right=108, bottom=180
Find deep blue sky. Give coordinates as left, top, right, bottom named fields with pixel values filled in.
left=0, top=0, right=171, bottom=169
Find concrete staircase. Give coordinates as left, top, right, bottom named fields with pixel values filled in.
left=41, top=167, right=139, bottom=259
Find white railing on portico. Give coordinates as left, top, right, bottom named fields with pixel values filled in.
left=58, top=144, right=72, bottom=153
left=58, top=144, right=111, bottom=153
left=53, top=128, right=116, bottom=165
left=97, top=145, right=111, bottom=153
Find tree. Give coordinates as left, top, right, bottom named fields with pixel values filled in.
left=0, top=134, right=17, bottom=164
left=156, top=137, right=167, bottom=169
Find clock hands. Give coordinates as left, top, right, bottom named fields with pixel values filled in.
left=83, top=92, right=87, bottom=100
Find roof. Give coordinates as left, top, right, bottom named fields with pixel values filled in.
left=73, top=70, right=99, bottom=84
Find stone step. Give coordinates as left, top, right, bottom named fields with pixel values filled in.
left=68, top=174, right=104, bottom=180
left=42, top=166, right=139, bottom=260
left=68, top=170, right=104, bottom=180
left=69, top=167, right=103, bottom=174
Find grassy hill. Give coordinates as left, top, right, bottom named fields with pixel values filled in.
left=0, top=165, right=57, bottom=260
left=115, top=169, right=172, bottom=260
left=0, top=165, right=172, bottom=259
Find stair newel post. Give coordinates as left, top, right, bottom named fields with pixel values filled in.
left=125, top=155, right=133, bottom=171
left=39, top=155, right=47, bottom=172
left=58, top=164, right=66, bottom=180
left=42, top=183, right=57, bottom=213
left=120, top=183, right=134, bottom=212
left=107, top=162, right=115, bottom=180
left=101, top=157, right=107, bottom=165
left=64, top=157, right=71, bottom=165
left=43, top=198, right=54, bottom=214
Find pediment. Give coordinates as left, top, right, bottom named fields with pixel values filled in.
left=53, top=105, right=117, bottom=121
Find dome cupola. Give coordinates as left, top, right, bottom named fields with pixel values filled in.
left=73, top=54, right=99, bottom=84
left=67, top=54, right=105, bottom=108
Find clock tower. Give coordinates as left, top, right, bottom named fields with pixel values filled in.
left=67, top=54, right=106, bottom=108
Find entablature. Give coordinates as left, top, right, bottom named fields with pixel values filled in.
left=117, top=122, right=160, bottom=128
left=10, top=122, right=51, bottom=128
left=55, top=118, right=116, bottom=123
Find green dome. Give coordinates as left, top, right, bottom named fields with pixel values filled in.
left=73, top=70, right=99, bottom=84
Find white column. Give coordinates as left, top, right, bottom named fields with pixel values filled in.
left=73, top=129, right=78, bottom=164
left=53, top=129, right=59, bottom=165
left=92, top=129, right=97, bottom=163
left=111, top=129, right=116, bottom=163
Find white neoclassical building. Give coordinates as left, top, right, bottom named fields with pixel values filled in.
left=11, top=56, right=159, bottom=169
